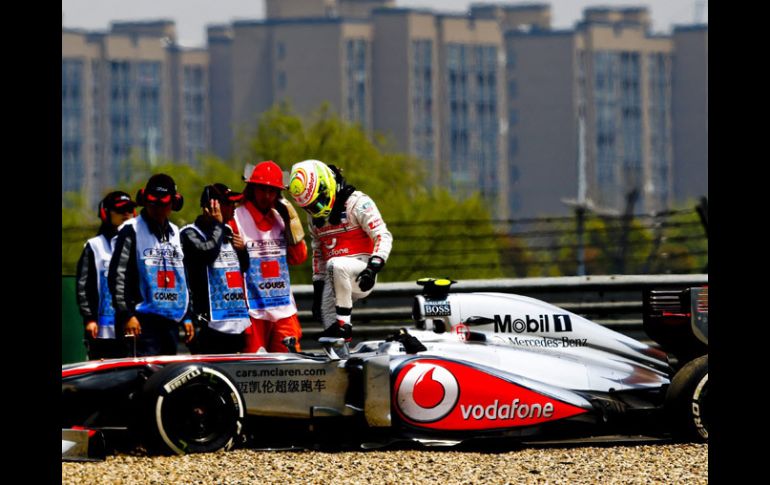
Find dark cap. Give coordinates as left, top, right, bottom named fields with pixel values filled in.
left=143, top=173, right=177, bottom=205
left=102, top=191, right=137, bottom=212
left=200, top=183, right=243, bottom=208
left=145, top=173, right=177, bottom=196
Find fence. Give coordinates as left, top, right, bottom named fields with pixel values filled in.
left=62, top=274, right=707, bottom=363
left=62, top=208, right=708, bottom=280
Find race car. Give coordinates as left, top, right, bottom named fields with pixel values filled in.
left=62, top=278, right=708, bottom=460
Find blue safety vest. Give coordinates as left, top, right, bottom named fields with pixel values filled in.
left=86, top=235, right=117, bottom=338
left=182, top=224, right=251, bottom=333
left=128, top=217, right=189, bottom=322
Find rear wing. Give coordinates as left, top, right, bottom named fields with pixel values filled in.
left=690, top=286, right=708, bottom=345
left=642, top=286, right=708, bottom=364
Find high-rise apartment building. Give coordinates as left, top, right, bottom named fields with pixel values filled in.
left=207, top=25, right=234, bottom=161
left=672, top=25, right=708, bottom=204
left=211, top=1, right=509, bottom=216
left=218, top=0, right=395, bottom=145
left=62, top=21, right=209, bottom=205
left=227, top=17, right=374, bottom=141
left=265, top=0, right=395, bottom=19
left=498, top=5, right=677, bottom=216
left=62, top=1, right=707, bottom=219
left=208, top=2, right=705, bottom=219
left=370, top=8, right=508, bottom=214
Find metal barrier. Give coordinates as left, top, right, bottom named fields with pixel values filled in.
left=62, top=274, right=707, bottom=360
left=62, top=276, right=88, bottom=364
left=294, top=274, right=708, bottom=346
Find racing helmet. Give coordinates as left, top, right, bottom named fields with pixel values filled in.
left=288, top=159, right=337, bottom=219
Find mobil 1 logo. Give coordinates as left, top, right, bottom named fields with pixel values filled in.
left=494, top=314, right=573, bottom=333
left=424, top=300, right=451, bottom=317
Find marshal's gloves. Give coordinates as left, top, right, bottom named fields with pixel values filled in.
left=276, top=198, right=305, bottom=245
left=312, top=280, right=325, bottom=322
left=356, top=256, right=385, bottom=292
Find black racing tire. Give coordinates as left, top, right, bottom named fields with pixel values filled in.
left=665, top=354, right=708, bottom=442
left=140, top=363, right=245, bottom=455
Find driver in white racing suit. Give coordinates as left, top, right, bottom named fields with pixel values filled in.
left=287, top=160, right=393, bottom=341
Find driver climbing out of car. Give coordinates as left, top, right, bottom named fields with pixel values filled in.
left=228, top=161, right=308, bottom=353
left=287, top=159, right=393, bottom=342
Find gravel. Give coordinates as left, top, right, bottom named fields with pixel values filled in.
left=62, top=442, right=707, bottom=484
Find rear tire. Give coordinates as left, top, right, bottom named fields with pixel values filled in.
left=141, top=363, right=245, bottom=455
left=665, top=354, right=708, bottom=441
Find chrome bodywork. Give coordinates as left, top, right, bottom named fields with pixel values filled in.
left=63, top=289, right=680, bottom=456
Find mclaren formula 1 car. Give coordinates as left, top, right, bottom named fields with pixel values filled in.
left=62, top=279, right=708, bottom=459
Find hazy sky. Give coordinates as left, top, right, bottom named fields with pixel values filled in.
left=62, top=0, right=708, bottom=48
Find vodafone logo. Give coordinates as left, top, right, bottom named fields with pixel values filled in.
left=393, top=359, right=589, bottom=431
left=396, top=363, right=459, bottom=423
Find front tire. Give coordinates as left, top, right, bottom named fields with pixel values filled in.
left=141, top=364, right=245, bottom=455
left=665, top=354, right=708, bottom=441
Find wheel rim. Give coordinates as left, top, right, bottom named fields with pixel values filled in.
left=160, top=381, right=237, bottom=451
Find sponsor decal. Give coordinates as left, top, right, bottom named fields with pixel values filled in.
left=558, top=336, right=586, bottom=347
left=454, top=323, right=470, bottom=341
left=246, top=239, right=285, bottom=250
left=460, top=399, right=554, bottom=421
left=222, top=292, right=245, bottom=302
left=359, top=200, right=373, bottom=211
left=154, top=292, right=179, bottom=301
left=326, top=247, right=350, bottom=257
left=396, top=363, right=459, bottom=423
left=235, top=367, right=327, bottom=378
left=163, top=367, right=202, bottom=393
left=554, top=314, right=573, bottom=331
left=493, top=314, right=573, bottom=334
left=368, top=218, right=383, bottom=230
left=258, top=281, right=286, bottom=290
left=236, top=379, right=327, bottom=394
left=143, top=247, right=181, bottom=259
left=498, top=336, right=588, bottom=348
left=233, top=368, right=328, bottom=395
left=317, top=224, right=345, bottom=236
left=692, top=374, right=708, bottom=439
left=394, top=359, right=586, bottom=430
left=307, top=172, right=316, bottom=193
left=424, top=300, right=451, bottom=316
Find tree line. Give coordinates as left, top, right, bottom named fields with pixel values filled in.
left=62, top=103, right=707, bottom=281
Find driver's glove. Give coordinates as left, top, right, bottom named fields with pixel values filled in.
left=356, top=256, right=385, bottom=292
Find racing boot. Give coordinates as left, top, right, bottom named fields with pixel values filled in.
left=335, top=307, right=353, bottom=342
left=319, top=320, right=353, bottom=342
left=338, top=321, right=352, bottom=342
